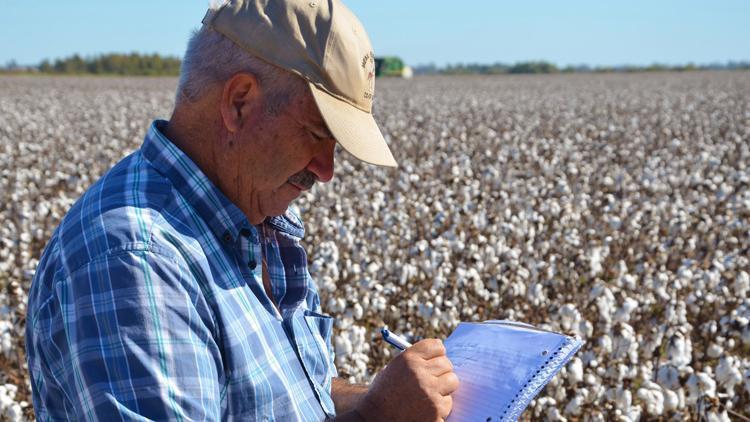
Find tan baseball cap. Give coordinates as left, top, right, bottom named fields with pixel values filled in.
left=202, top=0, right=398, bottom=167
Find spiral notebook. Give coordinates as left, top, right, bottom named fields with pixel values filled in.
left=444, top=320, right=584, bottom=421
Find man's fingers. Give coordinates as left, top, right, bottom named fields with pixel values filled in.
left=408, top=339, right=446, bottom=359
left=426, top=355, right=454, bottom=376
left=436, top=393, right=453, bottom=418
left=436, top=371, right=460, bottom=396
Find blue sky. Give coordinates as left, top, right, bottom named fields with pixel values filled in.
left=1, top=1, right=748, bottom=67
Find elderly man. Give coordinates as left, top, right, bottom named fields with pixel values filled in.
left=25, top=0, right=458, bottom=420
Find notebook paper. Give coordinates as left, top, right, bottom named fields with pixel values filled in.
left=444, top=320, right=584, bottom=421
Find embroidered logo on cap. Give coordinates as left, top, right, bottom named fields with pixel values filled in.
left=362, top=51, right=375, bottom=101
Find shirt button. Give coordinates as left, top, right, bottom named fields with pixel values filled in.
left=223, top=232, right=232, bottom=243
left=249, top=260, right=257, bottom=269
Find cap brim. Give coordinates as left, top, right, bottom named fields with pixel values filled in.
left=309, top=82, right=397, bottom=167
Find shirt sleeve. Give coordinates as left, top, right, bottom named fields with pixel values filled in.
left=29, top=249, right=223, bottom=421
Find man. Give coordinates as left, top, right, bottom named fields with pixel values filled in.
left=25, top=0, right=459, bottom=420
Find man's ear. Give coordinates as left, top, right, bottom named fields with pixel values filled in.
left=220, top=73, right=263, bottom=134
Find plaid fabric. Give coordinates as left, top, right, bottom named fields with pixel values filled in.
left=26, top=120, right=337, bottom=421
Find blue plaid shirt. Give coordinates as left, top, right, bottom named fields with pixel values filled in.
left=26, top=120, right=338, bottom=421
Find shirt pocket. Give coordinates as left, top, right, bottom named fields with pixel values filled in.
left=296, top=309, right=337, bottom=414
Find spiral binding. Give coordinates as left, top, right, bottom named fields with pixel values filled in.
left=497, top=336, right=583, bottom=422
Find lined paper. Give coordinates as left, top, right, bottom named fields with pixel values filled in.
left=445, top=321, right=584, bottom=421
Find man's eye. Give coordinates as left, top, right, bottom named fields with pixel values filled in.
left=310, top=131, right=324, bottom=141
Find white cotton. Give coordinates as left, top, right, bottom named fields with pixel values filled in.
left=567, top=357, right=584, bottom=384
left=0, top=321, right=13, bottom=359
left=599, top=334, right=613, bottom=355
left=663, top=389, right=680, bottom=411
left=563, top=391, right=585, bottom=416
left=666, top=333, right=692, bottom=369
left=715, top=356, right=742, bottom=393
left=613, top=386, right=632, bottom=409
left=620, top=405, right=642, bottom=422
left=614, top=297, right=639, bottom=323
left=703, top=410, right=731, bottom=422
left=588, top=247, right=605, bottom=277
left=5, top=63, right=750, bottom=420
left=559, top=303, right=581, bottom=333
left=611, top=323, right=638, bottom=362
left=352, top=303, right=364, bottom=320
left=686, top=372, right=717, bottom=404
left=636, top=381, right=664, bottom=416
left=546, top=406, right=567, bottom=422
left=0, top=384, right=23, bottom=422
left=733, top=271, right=750, bottom=296
left=706, top=343, right=723, bottom=359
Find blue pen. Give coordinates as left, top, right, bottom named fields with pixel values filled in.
left=381, top=327, right=413, bottom=351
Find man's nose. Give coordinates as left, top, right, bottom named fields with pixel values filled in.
left=306, top=138, right=336, bottom=183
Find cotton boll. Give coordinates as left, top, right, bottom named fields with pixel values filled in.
left=715, top=356, right=742, bottom=393
left=585, top=410, right=606, bottom=422
left=334, top=333, right=353, bottom=359
left=584, top=373, right=599, bottom=386
left=666, top=332, right=692, bottom=369
left=711, top=412, right=732, bottom=422
left=623, top=406, right=642, bottom=422
left=559, top=303, right=582, bottom=333
left=567, top=357, right=584, bottom=384
left=532, top=397, right=558, bottom=418
left=611, top=323, right=638, bottom=362
left=0, top=384, right=23, bottom=422
left=591, top=284, right=616, bottom=330
left=563, top=391, right=585, bottom=416
left=636, top=381, right=664, bottom=416
left=663, top=389, right=680, bottom=411
left=733, top=271, right=749, bottom=297
left=588, top=247, right=605, bottom=277
left=706, top=343, right=723, bottom=359
left=545, top=406, right=567, bottom=421
left=0, top=321, right=13, bottom=359
left=614, top=297, right=639, bottom=323
left=618, top=274, right=638, bottom=291
left=352, top=303, right=364, bottom=320
left=613, top=386, right=632, bottom=409
left=686, top=372, right=717, bottom=404
left=527, top=283, right=545, bottom=307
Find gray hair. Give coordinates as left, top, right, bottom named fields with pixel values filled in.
left=176, top=24, right=307, bottom=114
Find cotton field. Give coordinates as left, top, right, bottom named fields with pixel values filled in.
left=1, top=72, right=749, bottom=421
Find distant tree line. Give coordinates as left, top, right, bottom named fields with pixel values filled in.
left=414, top=60, right=750, bottom=75
left=2, top=54, right=749, bottom=76
left=2, top=53, right=181, bottom=76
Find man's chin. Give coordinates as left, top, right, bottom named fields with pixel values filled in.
left=263, top=200, right=296, bottom=220
left=259, top=186, right=302, bottom=220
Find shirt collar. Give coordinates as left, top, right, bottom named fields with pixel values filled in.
left=140, top=120, right=250, bottom=243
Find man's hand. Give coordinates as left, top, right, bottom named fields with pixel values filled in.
left=354, top=339, right=459, bottom=421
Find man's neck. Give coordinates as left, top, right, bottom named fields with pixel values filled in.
left=163, top=105, right=266, bottom=226
left=164, top=107, right=222, bottom=187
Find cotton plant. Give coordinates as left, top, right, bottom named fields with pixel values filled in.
left=2, top=71, right=750, bottom=419
left=0, top=384, right=27, bottom=422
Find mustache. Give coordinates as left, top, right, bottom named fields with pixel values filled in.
left=288, top=170, right=317, bottom=190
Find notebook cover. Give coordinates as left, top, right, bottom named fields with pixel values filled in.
left=444, top=320, right=584, bottom=421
